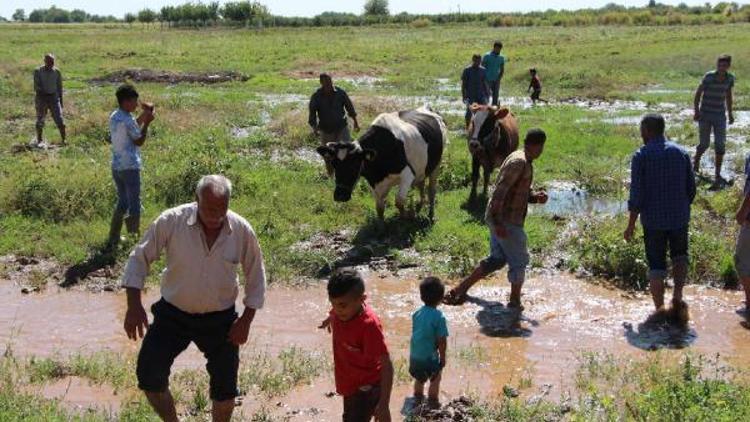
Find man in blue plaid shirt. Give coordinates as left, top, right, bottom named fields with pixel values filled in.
left=624, top=114, right=696, bottom=317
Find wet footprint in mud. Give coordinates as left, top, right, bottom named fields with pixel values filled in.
left=622, top=309, right=697, bottom=351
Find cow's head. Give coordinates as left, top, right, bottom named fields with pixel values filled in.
left=316, top=141, right=377, bottom=202
left=467, top=105, right=510, bottom=154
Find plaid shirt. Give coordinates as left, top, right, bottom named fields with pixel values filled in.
left=485, top=150, right=534, bottom=227
left=628, top=137, right=696, bottom=230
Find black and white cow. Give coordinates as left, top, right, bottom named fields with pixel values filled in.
left=316, top=106, right=447, bottom=220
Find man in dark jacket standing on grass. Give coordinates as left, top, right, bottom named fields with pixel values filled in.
left=33, top=53, right=66, bottom=145
left=624, top=114, right=696, bottom=321
left=309, top=73, right=360, bottom=176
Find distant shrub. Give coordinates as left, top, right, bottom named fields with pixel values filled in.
left=410, top=17, right=431, bottom=28
left=488, top=15, right=515, bottom=27
left=666, top=12, right=684, bottom=25
left=632, top=11, right=654, bottom=25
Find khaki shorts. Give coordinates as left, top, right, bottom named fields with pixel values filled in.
left=319, top=126, right=352, bottom=145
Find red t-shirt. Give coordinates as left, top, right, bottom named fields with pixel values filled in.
left=531, top=75, right=542, bottom=91
left=330, top=304, right=389, bottom=397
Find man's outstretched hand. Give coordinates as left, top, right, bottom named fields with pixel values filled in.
left=124, top=304, right=149, bottom=340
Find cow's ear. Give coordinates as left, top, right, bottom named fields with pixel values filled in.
left=495, top=107, right=510, bottom=119
left=362, top=148, right=377, bottom=162
left=317, top=145, right=335, bottom=160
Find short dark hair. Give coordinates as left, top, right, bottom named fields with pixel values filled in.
left=420, top=277, right=445, bottom=306
left=327, top=267, right=365, bottom=298
left=116, top=84, right=139, bottom=106
left=319, top=73, right=331, bottom=80
left=494, top=41, right=503, bottom=49
left=472, top=54, right=482, bottom=61
left=524, top=128, right=547, bottom=146
left=529, top=67, right=537, bottom=74
left=718, top=54, right=732, bottom=65
left=641, top=114, right=665, bottom=136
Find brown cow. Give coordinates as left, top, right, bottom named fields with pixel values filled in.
left=466, top=105, right=519, bottom=200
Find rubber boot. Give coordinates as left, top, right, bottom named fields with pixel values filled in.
left=107, top=209, right=126, bottom=247
left=35, top=127, right=43, bottom=144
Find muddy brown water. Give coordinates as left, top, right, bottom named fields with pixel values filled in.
left=2, top=273, right=750, bottom=420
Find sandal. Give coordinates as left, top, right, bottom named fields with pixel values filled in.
left=442, top=289, right=468, bottom=306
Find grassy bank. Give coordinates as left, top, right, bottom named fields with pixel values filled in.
left=2, top=347, right=749, bottom=421
left=0, top=23, right=748, bottom=287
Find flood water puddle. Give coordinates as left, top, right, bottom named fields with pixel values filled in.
left=533, top=181, right=627, bottom=217
left=3, top=271, right=750, bottom=419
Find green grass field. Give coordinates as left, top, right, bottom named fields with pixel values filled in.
left=1, top=23, right=748, bottom=286
left=1, top=23, right=750, bottom=418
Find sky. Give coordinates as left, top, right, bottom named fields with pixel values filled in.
left=0, top=0, right=742, bottom=20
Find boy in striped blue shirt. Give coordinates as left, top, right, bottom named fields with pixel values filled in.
left=693, top=54, right=735, bottom=186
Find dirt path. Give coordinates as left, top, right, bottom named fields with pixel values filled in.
left=2, top=272, right=750, bottom=420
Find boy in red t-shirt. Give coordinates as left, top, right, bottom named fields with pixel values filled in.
left=528, top=68, right=548, bottom=105
left=319, top=268, right=394, bottom=421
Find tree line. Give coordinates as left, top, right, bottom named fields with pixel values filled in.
left=6, top=1, right=750, bottom=28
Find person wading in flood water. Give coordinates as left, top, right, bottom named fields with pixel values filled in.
left=624, top=114, right=695, bottom=324
left=692, top=54, right=735, bottom=189
left=121, top=175, right=266, bottom=422
left=443, top=129, right=549, bottom=310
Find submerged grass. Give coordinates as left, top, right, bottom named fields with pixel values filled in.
left=4, top=344, right=750, bottom=420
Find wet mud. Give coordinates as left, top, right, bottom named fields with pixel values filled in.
left=3, top=270, right=750, bottom=419
left=10, top=140, right=64, bottom=154
left=90, top=69, right=249, bottom=84
left=30, top=376, right=121, bottom=415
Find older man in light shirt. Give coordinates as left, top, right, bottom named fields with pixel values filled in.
left=122, top=175, right=266, bottom=422
left=33, top=53, right=65, bottom=145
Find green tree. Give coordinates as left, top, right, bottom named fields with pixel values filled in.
left=12, top=8, right=25, bottom=21
left=363, top=0, right=389, bottom=16
left=70, top=9, right=87, bottom=22
left=138, top=8, right=156, bottom=25
left=221, top=1, right=269, bottom=25
left=45, top=7, right=71, bottom=23
left=124, top=12, right=136, bottom=25
left=159, top=6, right=175, bottom=26
left=28, top=9, right=45, bottom=22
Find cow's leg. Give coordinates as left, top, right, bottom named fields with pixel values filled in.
left=371, top=185, right=389, bottom=220
left=427, top=170, right=439, bottom=222
left=396, top=168, right=416, bottom=219
left=470, top=155, right=480, bottom=201
left=415, top=180, right=426, bottom=214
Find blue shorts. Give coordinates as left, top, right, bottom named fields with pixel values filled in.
left=480, top=223, right=530, bottom=285
left=698, top=113, right=727, bottom=155
left=409, top=358, right=441, bottom=383
left=643, top=226, right=689, bottom=280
